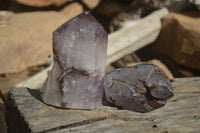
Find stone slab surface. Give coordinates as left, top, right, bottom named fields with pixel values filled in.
left=0, top=11, right=66, bottom=74
left=154, top=13, right=200, bottom=70
left=6, top=77, right=200, bottom=133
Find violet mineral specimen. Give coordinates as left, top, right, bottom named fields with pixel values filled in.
left=41, top=12, right=108, bottom=109
left=104, top=64, right=174, bottom=113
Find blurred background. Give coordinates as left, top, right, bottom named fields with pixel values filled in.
left=0, top=0, right=200, bottom=132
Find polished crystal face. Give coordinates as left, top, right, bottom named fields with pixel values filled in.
left=41, top=12, right=108, bottom=109
left=104, top=64, right=174, bottom=113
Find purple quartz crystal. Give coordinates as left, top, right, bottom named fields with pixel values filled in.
left=41, top=12, right=108, bottom=109
left=104, top=64, right=174, bottom=113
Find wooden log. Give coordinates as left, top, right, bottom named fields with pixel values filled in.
left=106, top=8, right=168, bottom=66
left=6, top=77, right=200, bottom=133
left=16, top=64, right=53, bottom=89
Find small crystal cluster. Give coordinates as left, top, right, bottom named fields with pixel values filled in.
left=104, top=64, right=174, bottom=113
left=41, top=12, right=108, bottom=109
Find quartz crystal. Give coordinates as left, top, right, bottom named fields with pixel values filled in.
left=104, top=64, right=174, bottom=113
left=41, top=12, right=108, bottom=109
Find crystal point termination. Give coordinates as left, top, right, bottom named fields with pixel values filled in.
left=41, top=12, right=108, bottom=109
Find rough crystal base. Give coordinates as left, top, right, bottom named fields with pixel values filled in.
left=104, top=64, right=174, bottom=112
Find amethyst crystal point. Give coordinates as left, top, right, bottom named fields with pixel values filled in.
left=104, top=64, right=174, bottom=113
left=41, top=12, right=108, bottom=109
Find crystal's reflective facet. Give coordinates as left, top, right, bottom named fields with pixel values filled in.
left=104, top=64, right=174, bottom=113
left=41, top=12, right=108, bottom=109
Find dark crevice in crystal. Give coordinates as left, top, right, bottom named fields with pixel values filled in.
left=143, top=84, right=165, bottom=110
left=112, top=79, right=143, bottom=96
